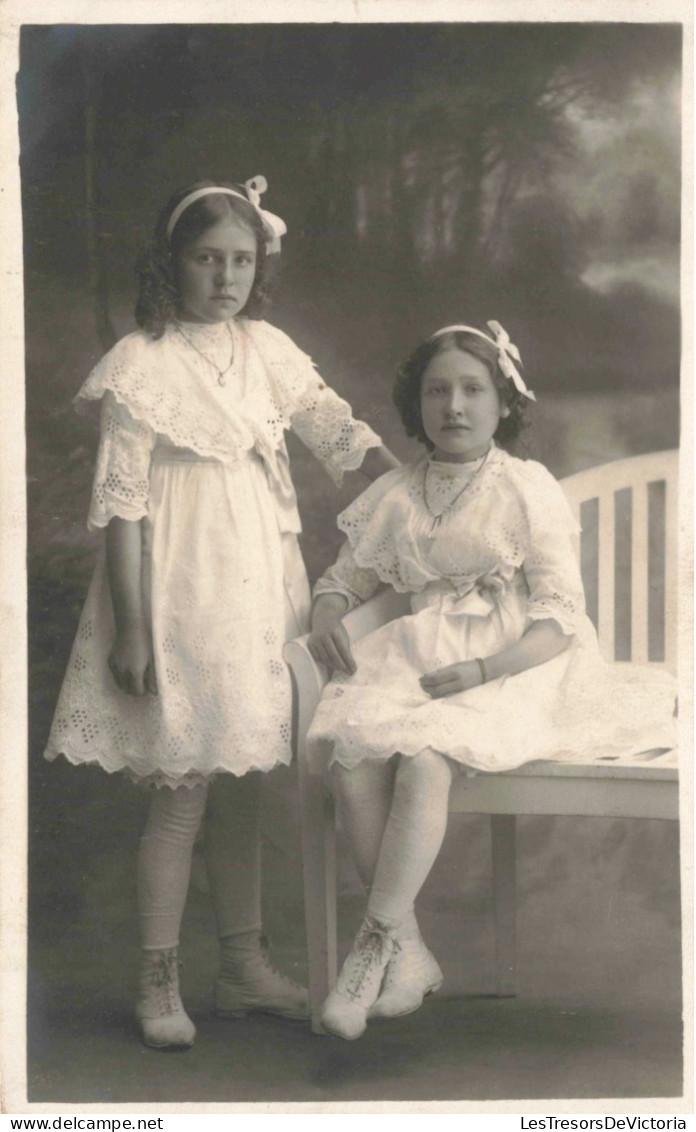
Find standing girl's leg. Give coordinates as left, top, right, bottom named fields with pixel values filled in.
left=322, top=748, right=454, bottom=1039
left=136, top=781, right=209, bottom=1048
left=203, top=772, right=308, bottom=1019
left=200, top=542, right=310, bottom=1020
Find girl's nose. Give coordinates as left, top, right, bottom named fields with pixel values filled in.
left=217, top=258, right=235, bottom=285
left=446, top=388, right=467, bottom=415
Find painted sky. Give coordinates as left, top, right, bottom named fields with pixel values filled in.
left=563, top=67, right=681, bottom=301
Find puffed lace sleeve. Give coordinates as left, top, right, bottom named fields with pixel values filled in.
left=252, top=322, right=382, bottom=485
left=520, top=461, right=585, bottom=636
left=87, top=390, right=156, bottom=530
left=313, top=539, right=384, bottom=612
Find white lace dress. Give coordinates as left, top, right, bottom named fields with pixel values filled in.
left=306, top=447, right=677, bottom=774
left=44, top=317, right=380, bottom=786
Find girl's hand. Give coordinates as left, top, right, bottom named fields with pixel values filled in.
left=420, top=660, right=483, bottom=699
left=308, top=592, right=356, bottom=676
left=307, top=621, right=357, bottom=676
left=108, top=624, right=158, bottom=696
left=361, top=445, right=401, bottom=481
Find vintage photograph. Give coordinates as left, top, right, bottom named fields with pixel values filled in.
left=4, top=7, right=686, bottom=1111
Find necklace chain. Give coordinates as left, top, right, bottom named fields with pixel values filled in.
left=423, top=448, right=491, bottom=538
left=175, top=322, right=235, bottom=386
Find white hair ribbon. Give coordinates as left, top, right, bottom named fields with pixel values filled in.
left=165, top=175, right=287, bottom=254
left=429, top=321, right=536, bottom=401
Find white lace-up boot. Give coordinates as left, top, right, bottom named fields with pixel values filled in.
left=320, top=917, right=400, bottom=1040
left=215, top=931, right=308, bottom=1020
left=136, top=948, right=196, bottom=1049
left=369, top=932, right=443, bottom=1019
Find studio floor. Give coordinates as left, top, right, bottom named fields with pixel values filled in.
left=26, top=757, right=684, bottom=1108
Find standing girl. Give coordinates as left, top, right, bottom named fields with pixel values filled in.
left=45, top=176, right=397, bottom=1049
left=306, top=322, right=677, bottom=1041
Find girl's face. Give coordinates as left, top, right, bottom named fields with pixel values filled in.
left=420, top=347, right=509, bottom=463
left=176, top=216, right=258, bottom=323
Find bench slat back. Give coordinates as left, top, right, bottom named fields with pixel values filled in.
left=561, top=450, right=677, bottom=672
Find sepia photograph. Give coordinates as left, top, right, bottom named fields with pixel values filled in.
left=1, top=1, right=690, bottom=1114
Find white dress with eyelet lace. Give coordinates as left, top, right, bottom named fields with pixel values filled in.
left=44, top=317, right=381, bottom=787
left=306, top=447, right=677, bottom=774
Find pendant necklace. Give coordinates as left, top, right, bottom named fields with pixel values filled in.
left=423, top=447, right=491, bottom=539
left=175, top=321, right=235, bottom=386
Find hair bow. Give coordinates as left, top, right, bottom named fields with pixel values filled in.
left=166, top=175, right=286, bottom=253
left=243, top=176, right=286, bottom=255
left=429, top=321, right=536, bottom=401
left=485, top=321, right=535, bottom=401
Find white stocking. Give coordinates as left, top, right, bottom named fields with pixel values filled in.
left=137, top=782, right=209, bottom=951
left=366, top=749, right=454, bottom=927
left=202, top=771, right=263, bottom=939
left=332, top=758, right=396, bottom=889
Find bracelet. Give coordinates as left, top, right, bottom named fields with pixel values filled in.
left=474, top=657, right=487, bottom=685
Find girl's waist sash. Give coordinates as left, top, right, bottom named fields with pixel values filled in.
left=410, top=568, right=527, bottom=618
left=151, top=445, right=222, bottom=465
left=150, top=442, right=302, bottom=535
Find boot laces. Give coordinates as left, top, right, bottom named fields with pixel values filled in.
left=343, top=920, right=400, bottom=1002
left=256, top=933, right=304, bottom=992
left=146, top=949, right=182, bottom=1012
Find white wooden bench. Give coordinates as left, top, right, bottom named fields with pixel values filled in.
left=283, top=449, right=679, bottom=1032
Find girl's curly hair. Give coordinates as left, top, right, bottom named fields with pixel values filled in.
left=393, top=328, right=531, bottom=453
left=135, top=180, right=278, bottom=338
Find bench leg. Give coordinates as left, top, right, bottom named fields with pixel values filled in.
left=490, top=814, right=516, bottom=997
left=298, top=761, right=337, bottom=1033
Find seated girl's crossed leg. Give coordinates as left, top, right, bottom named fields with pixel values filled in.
left=321, top=748, right=453, bottom=1040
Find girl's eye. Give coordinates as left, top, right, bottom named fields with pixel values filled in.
left=467, top=385, right=483, bottom=394
left=196, top=253, right=215, bottom=264
left=236, top=255, right=254, bottom=267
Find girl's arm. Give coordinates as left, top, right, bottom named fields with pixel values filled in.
left=87, top=391, right=157, bottom=695
left=307, top=592, right=356, bottom=675
left=306, top=539, right=385, bottom=674
left=106, top=517, right=157, bottom=696
left=420, top=618, right=570, bottom=699
left=277, top=328, right=400, bottom=485
left=360, top=444, right=401, bottom=481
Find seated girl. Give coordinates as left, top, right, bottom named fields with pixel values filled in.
left=305, top=321, right=677, bottom=1041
